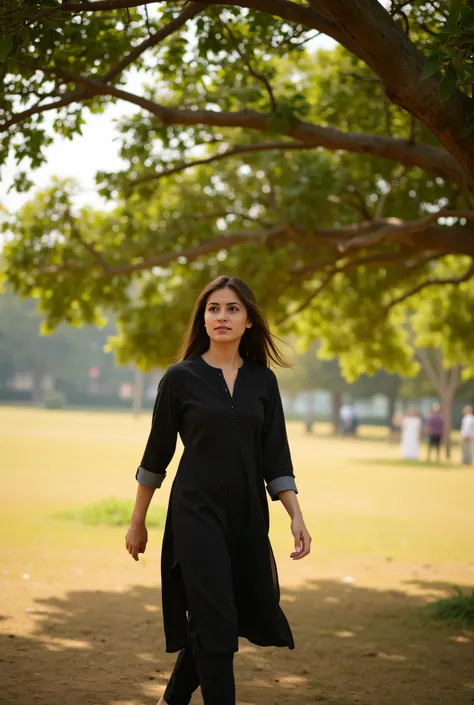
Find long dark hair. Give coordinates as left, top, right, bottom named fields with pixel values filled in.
left=178, top=276, right=290, bottom=368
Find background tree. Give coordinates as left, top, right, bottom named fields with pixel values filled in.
left=279, top=341, right=401, bottom=431
left=0, top=285, right=132, bottom=402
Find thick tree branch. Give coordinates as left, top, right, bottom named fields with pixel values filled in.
left=308, top=0, right=474, bottom=188
left=16, top=0, right=474, bottom=188
left=30, top=65, right=467, bottom=188
left=35, top=225, right=285, bottom=276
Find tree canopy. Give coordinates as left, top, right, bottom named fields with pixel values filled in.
left=1, top=0, right=474, bottom=374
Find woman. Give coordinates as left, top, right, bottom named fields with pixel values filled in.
left=401, top=407, right=422, bottom=460
left=125, top=275, right=311, bottom=705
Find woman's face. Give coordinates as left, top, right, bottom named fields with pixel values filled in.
left=203, top=287, right=252, bottom=344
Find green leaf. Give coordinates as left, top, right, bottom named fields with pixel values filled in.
left=421, top=54, right=444, bottom=80
left=0, top=35, right=13, bottom=62
left=449, top=0, right=463, bottom=21
left=439, top=64, right=458, bottom=101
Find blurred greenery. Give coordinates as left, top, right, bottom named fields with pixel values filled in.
left=425, top=587, right=474, bottom=624
left=56, top=497, right=167, bottom=528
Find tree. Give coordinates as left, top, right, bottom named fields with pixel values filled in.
left=278, top=341, right=401, bottom=431
left=278, top=342, right=352, bottom=430
left=1, top=2, right=474, bottom=376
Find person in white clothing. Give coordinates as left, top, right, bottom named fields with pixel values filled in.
left=460, top=405, right=474, bottom=465
left=401, top=407, right=422, bottom=460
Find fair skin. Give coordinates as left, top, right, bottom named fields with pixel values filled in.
left=126, top=288, right=311, bottom=704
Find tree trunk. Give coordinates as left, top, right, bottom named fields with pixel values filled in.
left=386, top=391, right=397, bottom=428
left=440, top=392, right=454, bottom=460
left=331, top=391, right=342, bottom=434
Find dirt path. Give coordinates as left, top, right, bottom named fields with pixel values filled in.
left=1, top=558, right=473, bottom=705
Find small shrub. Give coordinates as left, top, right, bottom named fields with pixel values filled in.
left=56, top=497, right=167, bottom=528
left=425, top=587, right=474, bottom=625
left=43, top=389, right=67, bottom=409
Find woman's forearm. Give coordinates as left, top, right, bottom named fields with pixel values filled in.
left=131, top=483, right=156, bottom=524
left=278, top=489, right=303, bottom=520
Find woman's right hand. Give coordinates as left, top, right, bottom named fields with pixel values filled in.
left=125, top=521, right=148, bottom=561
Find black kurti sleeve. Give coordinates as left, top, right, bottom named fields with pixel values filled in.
left=135, top=368, right=180, bottom=489
left=262, top=368, right=298, bottom=502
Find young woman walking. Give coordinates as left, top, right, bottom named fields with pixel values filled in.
left=125, top=275, right=312, bottom=705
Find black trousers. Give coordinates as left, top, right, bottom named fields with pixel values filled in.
left=163, top=615, right=236, bottom=705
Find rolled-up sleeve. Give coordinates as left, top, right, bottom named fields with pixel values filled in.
left=136, top=369, right=180, bottom=489
left=261, top=369, right=298, bottom=502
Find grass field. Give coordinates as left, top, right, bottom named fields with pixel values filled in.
left=1, top=406, right=473, bottom=705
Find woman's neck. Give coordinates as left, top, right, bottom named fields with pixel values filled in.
left=202, top=343, right=243, bottom=369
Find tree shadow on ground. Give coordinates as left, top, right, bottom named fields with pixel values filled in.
left=1, top=578, right=473, bottom=705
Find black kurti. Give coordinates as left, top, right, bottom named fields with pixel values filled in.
left=136, top=355, right=298, bottom=654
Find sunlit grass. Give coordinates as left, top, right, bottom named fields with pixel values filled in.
left=1, top=405, right=473, bottom=568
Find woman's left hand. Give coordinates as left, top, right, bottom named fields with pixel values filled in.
left=290, top=514, right=312, bottom=560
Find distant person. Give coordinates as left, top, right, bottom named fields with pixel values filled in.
left=401, top=407, right=422, bottom=460
left=425, top=403, right=445, bottom=463
left=304, top=409, right=315, bottom=434
left=350, top=404, right=359, bottom=436
left=460, top=405, right=474, bottom=465
left=340, top=404, right=353, bottom=435
left=389, top=408, right=403, bottom=444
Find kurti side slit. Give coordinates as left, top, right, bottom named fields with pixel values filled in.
left=136, top=356, right=298, bottom=654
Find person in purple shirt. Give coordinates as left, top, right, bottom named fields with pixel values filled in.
left=425, top=403, right=445, bottom=462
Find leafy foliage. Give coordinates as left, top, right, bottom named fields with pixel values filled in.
left=418, top=0, right=474, bottom=130
left=1, top=1, right=474, bottom=380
